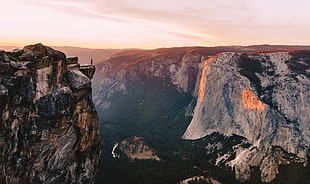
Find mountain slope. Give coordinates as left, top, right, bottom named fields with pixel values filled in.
left=93, top=45, right=310, bottom=183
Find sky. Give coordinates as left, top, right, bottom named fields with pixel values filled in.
left=0, top=0, right=310, bottom=49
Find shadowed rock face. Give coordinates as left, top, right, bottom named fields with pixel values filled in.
left=0, top=43, right=102, bottom=184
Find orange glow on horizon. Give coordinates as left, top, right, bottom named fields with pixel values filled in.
left=1, top=1, right=310, bottom=49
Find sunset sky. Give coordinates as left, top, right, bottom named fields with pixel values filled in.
left=1, top=0, right=310, bottom=49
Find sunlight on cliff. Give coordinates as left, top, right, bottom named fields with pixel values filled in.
left=198, top=65, right=209, bottom=101
left=242, top=88, right=265, bottom=111
left=198, top=57, right=216, bottom=101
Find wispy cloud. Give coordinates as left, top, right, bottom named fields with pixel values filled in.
left=2, top=0, right=310, bottom=48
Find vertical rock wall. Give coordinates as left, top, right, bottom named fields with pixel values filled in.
left=183, top=51, right=310, bottom=182
left=0, top=44, right=102, bottom=184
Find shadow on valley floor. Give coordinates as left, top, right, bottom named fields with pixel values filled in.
left=94, top=78, right=240, bottom=184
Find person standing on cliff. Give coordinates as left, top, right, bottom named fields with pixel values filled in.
left=91, top=58, right=93, bottom=65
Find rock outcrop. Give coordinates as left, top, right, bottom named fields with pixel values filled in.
left=183, top=51, right=310, bottom=182
left=117, top=136, right=160, bottom=160
left=0, top=44, right=102, bottom=184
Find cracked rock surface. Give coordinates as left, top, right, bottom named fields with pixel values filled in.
left=0, top=43, right=102, bottom=184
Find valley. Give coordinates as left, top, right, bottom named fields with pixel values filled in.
left=92, top=45, right=310, bottom=183
left=2, top=1, right=310, bottom=184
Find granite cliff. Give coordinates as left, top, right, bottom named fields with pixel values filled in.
left=183, top=51, right=310, bottom=182
left=94, top=46, right=310, bottom=110
left=93, top=46, right=310, bottom=183
left=0, top=44, right=102, bottom=184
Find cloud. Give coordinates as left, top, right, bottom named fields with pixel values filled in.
left=86, top=0, right=258, bottom=45
left=4, top=0, right=310, bottom=48
left=23, top=0, right=255, bottom=35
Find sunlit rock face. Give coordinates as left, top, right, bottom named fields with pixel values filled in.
left=93, top=46, right=310, bottom=112
left=0, top=44, right=102, bottom=184
left=241, top=88, right=265, bottom=111
left=183, top=51, right=310, bottom=182
left=92, top=46, right=310, bottom=183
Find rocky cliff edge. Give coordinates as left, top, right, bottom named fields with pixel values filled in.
left=0, top=43, right=102, bottom=184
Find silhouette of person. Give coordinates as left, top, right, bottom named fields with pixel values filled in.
left=91, top=58, right=93, bottom=65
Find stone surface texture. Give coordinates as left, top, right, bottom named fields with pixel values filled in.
left=0, top=43, right=102, bottom=184
left=183, top=51, right=310, bottom=182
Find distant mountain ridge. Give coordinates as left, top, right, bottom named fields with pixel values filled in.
left=93, top=45, right=310, bottom=183
left=52, top=46, right=129, bottom=64
left=0, top=45, right=139, bottom=64
left=2, top=44, right=310, bottom=65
